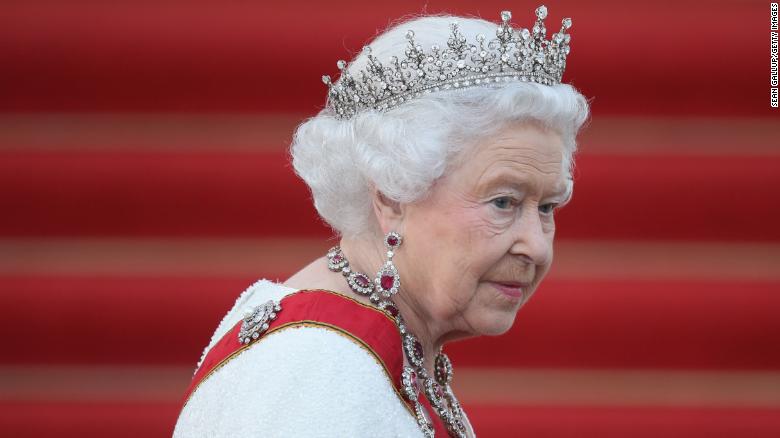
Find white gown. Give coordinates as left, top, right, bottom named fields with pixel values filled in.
left=173, top=279, right=424, bottom=438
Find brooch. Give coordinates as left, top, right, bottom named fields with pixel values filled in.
left=238, top=300, right=281, bottom=345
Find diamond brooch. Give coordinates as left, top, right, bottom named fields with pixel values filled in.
left=238, top=300, right=281, bottom=345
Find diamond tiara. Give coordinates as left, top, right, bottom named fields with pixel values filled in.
left=321, top=5, right=573, bottom=120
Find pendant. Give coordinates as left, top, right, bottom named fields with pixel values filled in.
left=375, top=260, right=400, bottom=297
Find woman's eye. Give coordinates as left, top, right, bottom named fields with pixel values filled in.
left=539, top=203, right=558, bottom=215
left=491, top=197, right=513, bottom=210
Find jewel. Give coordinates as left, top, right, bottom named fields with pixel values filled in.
left=384, top=303, right=399, bottom=318
left=387, top=235, right=398, bottom=247
left=402, top=367, right=420, bottom=400
left=562, top=17, right=572, bottom=29
left=535, top=5, right=547, bottom=19
left=332, top=254, right=343, bottom=263
left=355, top=274, right=370, bottom=288
left=380, top=274, right=394, bottom=290
left=321, top=75, right=331, bottom=85
left=237, top=300, right=281, bottom=345
left=500, top=10, right=512, bottom=22
left=413, top=340, right=424, bottom=360
left=336, top=60, right=346, bottom=69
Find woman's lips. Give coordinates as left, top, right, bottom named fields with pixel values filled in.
left=489, top=281, right=526, bottom=299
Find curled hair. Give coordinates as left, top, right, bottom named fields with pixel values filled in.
left=291, top=15, right=590, bottom=237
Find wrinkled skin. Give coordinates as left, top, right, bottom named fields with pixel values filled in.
left=374, top=120, right=570, bottom=361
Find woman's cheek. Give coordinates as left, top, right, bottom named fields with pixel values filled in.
left=542, top=214, right=556, bottom=235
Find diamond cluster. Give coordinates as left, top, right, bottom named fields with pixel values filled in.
left=322, top=6, right=572, bottom=119
left=238, top=300, right=281, bottom=345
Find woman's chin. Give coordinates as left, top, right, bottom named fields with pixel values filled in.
left=476, top=311, right=519, bottom=336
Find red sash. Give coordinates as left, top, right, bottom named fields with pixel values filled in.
left=181, top=289, right=450, bottom=437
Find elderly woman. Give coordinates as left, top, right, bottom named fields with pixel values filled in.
left=175, top=5, right=589, bottom=438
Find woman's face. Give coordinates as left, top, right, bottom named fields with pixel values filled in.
left=397, top=121, right=569, bottom=338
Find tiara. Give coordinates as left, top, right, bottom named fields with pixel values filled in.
left=321, top=5, right=573, bottom=119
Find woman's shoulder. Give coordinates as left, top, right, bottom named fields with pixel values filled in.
left=194, top=279, right=298, bottom=371
left=176, top=280, right=421, bottom=437
left=176, top=324, right=420, bottom=437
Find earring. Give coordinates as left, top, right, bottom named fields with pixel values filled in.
left=375, top=231, right=402, bottom=299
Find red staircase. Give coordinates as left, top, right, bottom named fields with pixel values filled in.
left=1, top=1, right=778, bottom=437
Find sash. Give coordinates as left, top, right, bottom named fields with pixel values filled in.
left=180, top=289, right=450, bottom=437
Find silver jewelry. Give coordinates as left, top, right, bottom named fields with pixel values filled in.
left=326, top=245, right=467, bottom=437
left=375, top=231, right=402, bottom=298
left=322, top=6, right=573, bottom=119
left=237, top=300, right=281, bottom=345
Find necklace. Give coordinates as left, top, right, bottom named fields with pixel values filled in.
left=326, top=246, right=468, bottom=438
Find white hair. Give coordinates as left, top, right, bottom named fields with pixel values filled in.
left=290, top=15, right=591, bottom=238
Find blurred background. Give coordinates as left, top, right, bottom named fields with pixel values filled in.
left=1, top=0, right=779, bottom=436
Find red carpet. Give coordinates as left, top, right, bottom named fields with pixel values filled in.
left=0, top=0, right=778, bottom=436
left=1, top=151, right=778, bottom=240
left=1, top=275, right=778, bottom=369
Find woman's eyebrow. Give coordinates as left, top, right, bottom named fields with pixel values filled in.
left=478, top=172, right=571, bottom=197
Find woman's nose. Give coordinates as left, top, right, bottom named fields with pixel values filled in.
left=509, top=205, right=553, bottom=266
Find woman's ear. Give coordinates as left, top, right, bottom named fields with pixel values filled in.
left=370, top=187, right=405, bottom=235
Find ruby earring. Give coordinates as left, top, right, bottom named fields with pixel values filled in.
left=375, top=231, right=402, bottom=298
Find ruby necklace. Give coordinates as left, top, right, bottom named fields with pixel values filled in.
left=326, top=245, right=468, bottom=438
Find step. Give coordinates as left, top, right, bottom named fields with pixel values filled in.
left=2, top=272, right=777, bottom=368
left=2, top=150, right=778, bottom=240
left=0, top=401, right=777, bottom=438
left=0, top=2, right=770, bottom=115
left=2, top=114, right=777, bottom=156
left=1, top=366, right=778, bottom=437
